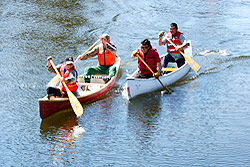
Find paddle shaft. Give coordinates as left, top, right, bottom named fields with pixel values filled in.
left=49, top=60, right=83, bottom=117
left=48, top=39, right=101, bottom=85
left=166, top=38, right=187, bottom=59
left=136, top=53, right=172, bottom=93
left=76, top=39, right=101, bottom=63
left=166, top=38, right=201, bottom=73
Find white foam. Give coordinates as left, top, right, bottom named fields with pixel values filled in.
left=71, top=126, right=85, bottom=138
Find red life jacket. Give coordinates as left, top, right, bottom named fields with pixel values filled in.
left=59, top=64, right=78, bottom=92
left=97, top=43, right=116, bottom=66
left=166, top=31, right=184, bottom=53
left=137, top=46, right=159, bottom=75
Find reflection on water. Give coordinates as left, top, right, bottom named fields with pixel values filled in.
left=40, top=110, right=85, bottom=165
left=127, top=93, right=161, bottom=153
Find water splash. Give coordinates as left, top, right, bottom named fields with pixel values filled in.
left=71, top=126, right=85, bottom=138
left=199, top=49, right=231, bottom=56
left=121, top=84, right=129, bottom=101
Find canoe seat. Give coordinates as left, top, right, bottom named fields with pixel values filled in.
left=78, top=74, right=109, bottom=84
left=78, top=83, right=105, bottom=86
left=162, top=67, right=178, bottom=72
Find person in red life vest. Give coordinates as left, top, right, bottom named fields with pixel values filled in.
left=158, top=23, right=188, bottom=68
left=77, top=33, right=117, bottom=83
left=46, top=56, right=78, bottom=100
left=131, top=39, right=162, bottom=78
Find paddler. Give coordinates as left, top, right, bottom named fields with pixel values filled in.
left=77, top=33, right=117, bottom=83
left=46, top=56, right=79, bottom=100
left=158, top=23, right=188, bottom=68
left=131, top=39, right=162, bottom=78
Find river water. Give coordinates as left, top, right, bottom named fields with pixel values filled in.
left=1, top=0, right=250, bottom=166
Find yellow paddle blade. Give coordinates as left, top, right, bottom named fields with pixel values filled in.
left=183, top=54, right=201, bottom=73
left=64, top=83, right=84, bottom=117
left=191, top=61, right=201, bottom=73
left=162, top=67, right=178, bottom=72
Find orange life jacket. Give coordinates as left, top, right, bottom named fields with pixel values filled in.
left=166, top=31, right=184, bottom=53
left=59, top=64, right=78, bottom=92
left=97, top=43, right=116, bottom=66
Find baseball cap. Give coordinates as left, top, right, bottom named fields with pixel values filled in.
left=65, top=56, right=74, bottom=65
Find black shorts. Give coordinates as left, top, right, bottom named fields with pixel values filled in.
left=46, top=87, right=79, bottom=99
left=46, top=87, right=67, bottom=99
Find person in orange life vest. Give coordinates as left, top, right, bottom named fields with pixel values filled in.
left=77, top=34, right=117, bottom=83
left=158, top=23, right=188, bottom=68
left=131, top=39, right=162, bottom=78
left=46, top=56, right=78, bottom=100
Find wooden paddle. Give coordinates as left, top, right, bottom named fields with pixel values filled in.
left=136, top=53, right=172, bottom=93
left=48, top=39, right=101, bottom=85
left=50, top=59, right=84, bottom=117
left=167, top=38, right=201, bottom=73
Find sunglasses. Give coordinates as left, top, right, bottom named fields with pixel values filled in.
left=141, top=46, right=149, bottom=49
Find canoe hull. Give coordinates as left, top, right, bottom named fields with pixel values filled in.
left=125, top=41, right=193, bottom=99
left=125, top=63, right=190, bottom=99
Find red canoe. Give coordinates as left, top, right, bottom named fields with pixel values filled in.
left=39, top=57, right=121, bottom=119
